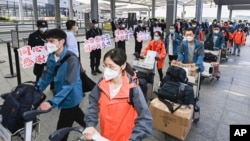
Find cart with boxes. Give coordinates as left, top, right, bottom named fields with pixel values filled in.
left=149, top=61, right=201, bottom=140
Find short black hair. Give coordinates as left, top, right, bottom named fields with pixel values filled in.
left=185, top=27, right=195, bottom=34
left=45, top=28, right=67, bottom=41
left=212, top=24, right=220, bottom=29
left=66, top=20, right=76, bottom=30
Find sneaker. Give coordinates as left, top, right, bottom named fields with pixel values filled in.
left=237, top=54, right=240, bottom=56
left=91, top=70, right=97, bottom=75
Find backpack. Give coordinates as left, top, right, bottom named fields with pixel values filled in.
left=162, top=66, right=188, bottom=84
left=0, top=82, right=46, bottom=133
left=157, top=81, right=194, bottom=113
left=204, top=52, right=217, bottom=62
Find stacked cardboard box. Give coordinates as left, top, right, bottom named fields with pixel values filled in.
left=149, top=98, right=194, bottom=140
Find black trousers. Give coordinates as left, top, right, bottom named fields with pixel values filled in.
left=90, top=49, right=101, bottom=70
left=117, top=41, right=126, bottom=52
left=168, top=55, right=178, bottom=65
left=56, top=105, right=86, bottom=141
left=158, top=69, right=163, bottom=82
left=135, top=39, right=143, bottom=54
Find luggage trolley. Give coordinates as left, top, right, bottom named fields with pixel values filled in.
left=132, top=51, right=157, bottom=102
left=202, top=49, right=221, bottom=81
left=0, top=82, right=48, bottom=141
left=0, top=109, right=50, bottom=141
left=170, top=62, right=201, bottom=123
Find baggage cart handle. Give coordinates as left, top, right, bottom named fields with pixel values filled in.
left=22, top=109, right=51, bottom=122
left=49, top=126, right=84, bottom=141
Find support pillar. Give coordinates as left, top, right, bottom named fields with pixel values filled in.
left=166, top=0, right=177, bottom=31
left=69, top=0, right=73, bottom=20
left=195, top=0, right=203, bottom=23
left=54, top=0, right=61, bottom=29
left=217, top=5, right=222, bottom=22
left=18, top=0, right=24, bottom=23
left=229, top=9, right=232, bottom=21
left=152, top=0, right=155, bottom=18
left=91, top=0, right=99, bottom=20
left=32, top=0, right=38, bottom=22
left=110, top=0, right=115, bottom=19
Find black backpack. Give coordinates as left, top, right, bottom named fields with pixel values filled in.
left=162, top=66, right=188, bottom=84
left=157, top=81, right=194, bottom=113
left=204, top=52, right=217, bottom=62
left=0, top=82, right=46, bottom=133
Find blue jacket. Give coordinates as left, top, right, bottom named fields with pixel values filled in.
left=178, top=39, right=205, bottom=72
left=165, top=32, right=181, bottom=55
left=206, top=33, right=225, bottom=49
left=37, top=47, right=83, bottom=109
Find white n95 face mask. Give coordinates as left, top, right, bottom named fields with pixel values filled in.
left=40, top=27, right=47, bottom=33
left=46, top=42, right=58, bottom=54
left=186, top=36, right=194, bottom=42
left=103, top=68, right=119, bottom=81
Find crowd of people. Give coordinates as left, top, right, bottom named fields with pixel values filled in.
left=26, top=16, right=249, bottom=141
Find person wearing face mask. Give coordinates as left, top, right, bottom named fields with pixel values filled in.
left=191, top=21, right=204, bottom=42
left=116, top=21, right=127, bottom=52
left=133, top=20, right=145, bottom=56
left=37, top=29, right=86, bottom=141
left=165, top=25, right=181, bottom=65
left=28, top=20, right=48, bottom=83
left=141, top=31, right=166, bottom=81
left=86, top=19, right=103, bottom=75
left=209, top=19, right=218, bottom=33
left=205, top=24, right=225, bottom=50
left=178, top=27, right=204, bottom=72
left=65, top=20, right=79, bottom=57
left=232, top=27, right=245, bottom=56
left=83, top=48, right=152, bottom=141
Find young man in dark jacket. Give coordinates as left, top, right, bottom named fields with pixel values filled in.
left=134, top=20, right=145, bottom=55
left=86, top=19, right=103, bottom=75
left=28, top=20, right=48, bottom=83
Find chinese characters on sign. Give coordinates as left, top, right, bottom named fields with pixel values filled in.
left=136, top=31, right=151, bottom=42
left=18, top=46, right=49, bottom=68
left=115, top=29, right=129, bottom=42
left=84, top=34, right=112, bottom=52
left=153, top=27, right=163, bottom=33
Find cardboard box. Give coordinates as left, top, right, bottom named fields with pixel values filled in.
left=149, top=98, right=193, bottom=140
left=171, top=60, right=197, bottom=77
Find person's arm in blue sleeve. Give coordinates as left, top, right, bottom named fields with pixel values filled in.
left=49, top=56, right=78, bottom=108
left=220, top=35, right=225, bottom=48
left=129, top=86, right=152, bottom=141
left=37, top=56, right=55, bottom=92
left=174, top=33, right=181, bottom=45
left=177, top=42, right=184, bottom=62
left=196, top=43, right=205, bottom=72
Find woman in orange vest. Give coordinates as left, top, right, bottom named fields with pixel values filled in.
left=82, top=48, right=152, bottom=141
left=141, top=31, right=167, bottom=81
left=232, top=27, right=245, bottom=56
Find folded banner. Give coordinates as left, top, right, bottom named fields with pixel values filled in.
left=18, top=46, right=49, bottom=68
left=83, top=34, right=112, bottom=52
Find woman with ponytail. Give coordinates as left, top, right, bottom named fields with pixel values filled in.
left=82, top=48, right=152, bottom=141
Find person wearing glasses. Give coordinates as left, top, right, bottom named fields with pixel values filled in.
left=83, top=48, right=152, bottom=141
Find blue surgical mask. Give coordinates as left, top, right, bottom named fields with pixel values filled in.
left=154, top=36, right=160, bottom=41
left=169, top=29, right=174, bottom=34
